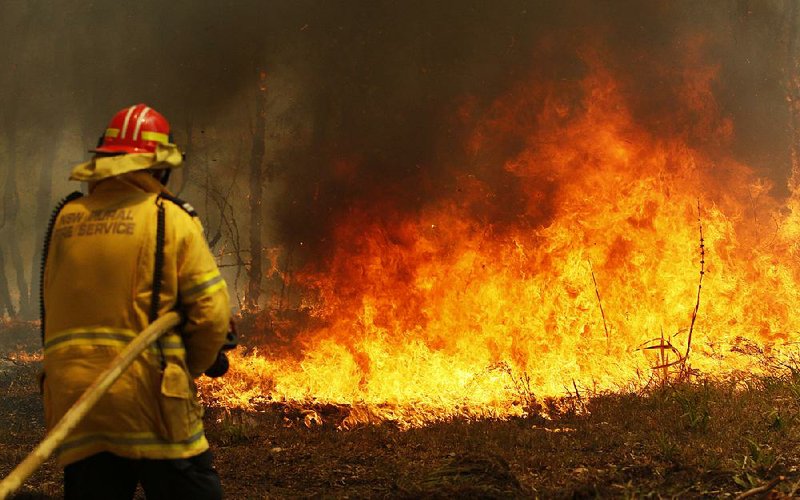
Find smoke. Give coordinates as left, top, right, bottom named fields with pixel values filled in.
left=1, top=0, right=797, bottom=267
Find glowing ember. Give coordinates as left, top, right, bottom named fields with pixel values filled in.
left=200, top=47, right=800, bottom=427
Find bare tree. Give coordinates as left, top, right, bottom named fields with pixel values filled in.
left=0, top=146, right=17, bottom=318
left=0, top=220, right=15, bottom=318
left=786, top=0, right=800, bottom=183
left=27, top=143, right=55, bottom=315
left=245, top=70, right=268, bottom=311
left=3, top=129, right=33, bottom=319
left=0, top=1, right=41, bottom=319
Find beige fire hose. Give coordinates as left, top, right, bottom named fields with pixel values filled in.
left=0, top=312, right=181, bottom=499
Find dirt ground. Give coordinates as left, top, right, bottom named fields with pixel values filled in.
left=2, top=321, right=800, bottom=499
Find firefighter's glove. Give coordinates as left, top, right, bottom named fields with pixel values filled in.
left=203, top=319, right=239, bottom=378
left=221, top=319, right=238, bottom=351
left=204, top=351, right=230, bottom=378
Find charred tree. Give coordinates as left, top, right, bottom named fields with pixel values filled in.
left=787, top=0, right=800, bottom=183
left=0, top=248, right=14, bottom=318
left=27, top=146, right=55, bottom=314
left=245, top=70, right=268, bottom=311
left=0, top=145, right=12, bottom=318
left=3, top=129, right=33, bottom=319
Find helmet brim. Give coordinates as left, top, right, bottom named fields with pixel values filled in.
left=90, top=145, right=153, bottom=155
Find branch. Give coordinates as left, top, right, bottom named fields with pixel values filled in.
left=734, top=476, right=784, bottom=499
left=588, top=260, right=610, bottom=348
left=684, top=199, right=705, bottom=362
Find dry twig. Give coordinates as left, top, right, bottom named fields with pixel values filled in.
left=684, top=199, right=705, bottom=364
left=588, top=260, right=610, bottom=348
left=734, top=475, right=784, bottom=499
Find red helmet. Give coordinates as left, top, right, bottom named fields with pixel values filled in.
left=92, top=104, right=171, bottom=154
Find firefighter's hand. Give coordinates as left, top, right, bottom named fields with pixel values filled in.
left=222, top=319, right=238, bottom=351
left=204, top=320, right=238, bottom=378
left=204, top=351, right=229, bottom=378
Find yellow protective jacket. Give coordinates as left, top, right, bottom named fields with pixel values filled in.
left=42, top=171, right=230, bottom=467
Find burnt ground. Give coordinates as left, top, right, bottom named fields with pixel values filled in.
left=2, top=322, right=800, bottom=499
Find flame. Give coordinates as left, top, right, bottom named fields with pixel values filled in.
left=200, top=46, right=800, bottom=426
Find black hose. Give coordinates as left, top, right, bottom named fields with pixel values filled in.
left=150, top=197, right=167, bottom=369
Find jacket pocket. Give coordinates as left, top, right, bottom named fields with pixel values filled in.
left=158, top=361, right=199, bottom=442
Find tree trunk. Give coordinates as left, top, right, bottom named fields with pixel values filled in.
left=245, top=70, right=268, bottom=311
left=0, top=248, right=16, bottom=318
left=27, top=144, right=55, bottom=316
left=0, top=153, right=13, bottom=318
left=787, top=0, right=800, bottom=186
left=3, top=130, right=32, bottom=318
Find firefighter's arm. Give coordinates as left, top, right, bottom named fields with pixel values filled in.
left=176, top=217, right=231, bottom=378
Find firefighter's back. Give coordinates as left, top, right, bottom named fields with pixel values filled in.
left=42, top=177, right=210, bottom=467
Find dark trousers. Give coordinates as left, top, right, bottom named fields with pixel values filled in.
left=63, top=450, right=222, bottom=500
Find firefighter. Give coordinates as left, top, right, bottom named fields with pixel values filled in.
left=41, top=104, right=231, bottom=499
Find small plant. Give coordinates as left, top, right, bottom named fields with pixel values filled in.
left=655, top=432, right=679, bottom=463
left=744, top=439, right=779, bottom=475
left=671, top=381, right=710, bottom=432
left=731, top=441, right=779, bottom=493
left=490, top=362, right=543, bottom=417
left=767, top=409, right=787, bottom=432
left=732, top=471, right=761, bottom=490
left=783, top=362, right=800, bottom=404
left=216, top=410, right=259, bottom=446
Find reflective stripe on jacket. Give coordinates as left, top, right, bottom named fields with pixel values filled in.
left=43, top=173, right=230, bottom=466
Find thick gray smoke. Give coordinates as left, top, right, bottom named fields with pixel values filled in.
left=0, top=1, right=797, bottom=311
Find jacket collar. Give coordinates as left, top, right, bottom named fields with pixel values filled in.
left=89, top=171, right=174, bottom=196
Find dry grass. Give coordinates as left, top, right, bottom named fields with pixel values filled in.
left=3, top=322, right=800, bottom=497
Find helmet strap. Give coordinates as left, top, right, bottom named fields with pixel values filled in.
left=151, top=169, right=171, bottom=186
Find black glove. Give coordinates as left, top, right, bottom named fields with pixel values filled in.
left=204, top=319, right=238, bottom=378
left=204, top=351, right=230, bottom=378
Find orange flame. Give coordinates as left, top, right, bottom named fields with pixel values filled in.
left=201, top=46, right=800, bottom=426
